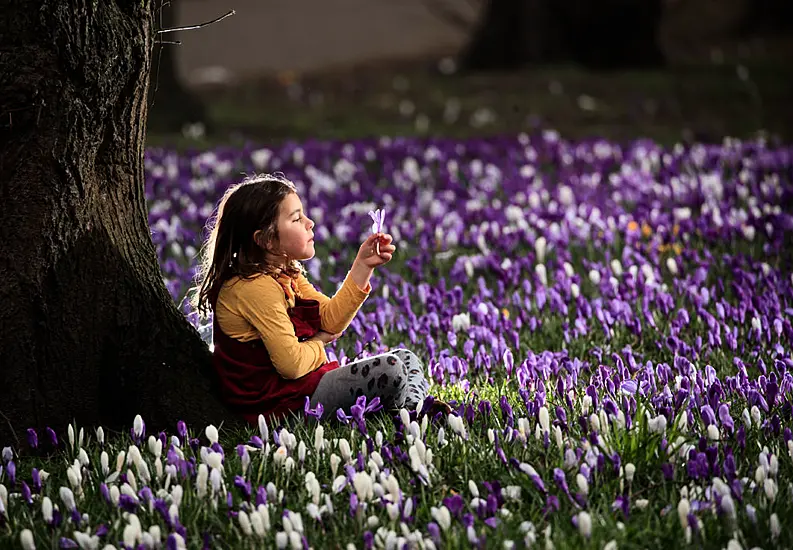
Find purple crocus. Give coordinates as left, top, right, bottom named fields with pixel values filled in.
left=336, top=408, right=351, bottom=425
left=177, top=421, right=188, bottom=442
left=234, top=476, right=252, bottom=501
left=718, top=404, right=734, bottom=433
left=349, top=493, right=359, bottom=517
left=368, top=208, right=386, bottom=255
left=350, top=395, right=382, bottom=434
left=46, top=427, right=58, bottom=447
left=21, top=481, right=32, bottom=504
left=6, top=461, right=16, bottom=486
left=31, top=468, right=41, bottom=492
left=620, top=380, right=638, bottom=395
left=27, top=428, right=38, bottom=449
left=303, top=396, right=324, bottom=421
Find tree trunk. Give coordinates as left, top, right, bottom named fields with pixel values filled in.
left=458, top=0, right=665, bottom=72
left=0, top=0, right=239, bottom=449
left=147, top=0, right=211, bottom=134
left=569, top=0, right=665, bottom=70
left=458, top=0, right=554, bottom=71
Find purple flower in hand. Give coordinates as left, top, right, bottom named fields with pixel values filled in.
left=368, top=208, right=386, bottom=254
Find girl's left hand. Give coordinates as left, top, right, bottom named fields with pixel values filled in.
left=356, top=233, right=395, bottom=268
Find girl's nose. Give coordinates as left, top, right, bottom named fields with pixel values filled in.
left=306, top=217, right=315, bottom=229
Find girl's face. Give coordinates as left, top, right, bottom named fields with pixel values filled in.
left=270, top=192, right=315, bottom=262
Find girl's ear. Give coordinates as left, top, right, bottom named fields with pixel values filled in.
left=253, top=229, right=266, bottom=249
left=253, top=229, right=276, bottom=251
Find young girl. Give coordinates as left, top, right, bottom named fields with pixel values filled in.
left=195, top=173, right=433, bottom=425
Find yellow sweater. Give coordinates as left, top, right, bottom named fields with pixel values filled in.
left=215, top=272, right=370, bottom=379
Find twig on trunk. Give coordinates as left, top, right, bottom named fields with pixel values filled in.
left=157, top=9, right=236, bottom=34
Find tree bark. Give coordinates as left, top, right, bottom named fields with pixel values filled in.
left=147, top=0, right=211, bottom=134
left=458, top=0, right=665, bottom=72
left=0, top=0, right=239, bottom=449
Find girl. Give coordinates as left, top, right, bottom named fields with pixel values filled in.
left=195, top=173, right=435, bottom=424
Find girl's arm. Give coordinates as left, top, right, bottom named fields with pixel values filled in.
left=297, top=232, right=393, bottom=334
left=235, top=276, right=328, bottom=379
left=296, top=268, right=371, bottom=334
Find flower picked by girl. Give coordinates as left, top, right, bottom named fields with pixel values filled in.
left=194, top=173, right=436, bottom=424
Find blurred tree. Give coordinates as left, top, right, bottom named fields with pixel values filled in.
left=735, top=0, right=793, bottom=35
left=427, top=0, right=666, bottom=71
left=148, top=0, right=210, bottom=134
left=0, top=0, right=238, bottom=447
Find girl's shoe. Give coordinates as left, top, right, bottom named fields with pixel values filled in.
left=424, top=398, right=453, bottom=416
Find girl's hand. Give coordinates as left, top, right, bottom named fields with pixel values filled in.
left=356, top=233, right=395, bottom=268
left=309, top=330, right=343, bottom=345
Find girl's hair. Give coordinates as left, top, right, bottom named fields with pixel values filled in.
left=193, top=173, right=304, bottom=317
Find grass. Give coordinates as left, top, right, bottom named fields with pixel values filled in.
left=145, top=58, right=793, bottom=150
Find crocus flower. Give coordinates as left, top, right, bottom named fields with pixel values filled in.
left=303, top=397, right=324, bottom=421
left=26, top=429, right=38, bottom=449
left=46, top=427, right=58, bottom=447
left=368, top=208, right=386, bottom=254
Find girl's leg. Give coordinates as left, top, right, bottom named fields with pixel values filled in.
left=389, top=349, right=430, bottom=409
left=309, top=352, right=409, bottom=413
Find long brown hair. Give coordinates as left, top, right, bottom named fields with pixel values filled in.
left=193, top=173, right=304, bottom=317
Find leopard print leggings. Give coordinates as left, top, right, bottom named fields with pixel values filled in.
left=309, top=349, right=429, bottom=412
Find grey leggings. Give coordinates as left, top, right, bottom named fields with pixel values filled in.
left=309, top=349, right=429, bottom=412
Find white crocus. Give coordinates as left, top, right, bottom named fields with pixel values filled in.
left=353, top=472, right=374, bottom=502
left=576, top=474, right=589, bottom=495
left=624, top=463, right=635, bottom=483
left=430, top=506, right=451, bottom=531
left=330, top=454, right=341, bottom=478
left=196, top=464, right=208, bottom=498
left=132, top=415, right=144, bottom=440
left=535, top=236, right=547, bottom=262
left=59, top=487, right=76, bottom=511
left=20, top=529, right=35, bottom=550
left=238, top=511, right=253, bottom=536
left=770, top=513, right=780, bottom=539
left=577, top=511, right=592, bottom=537
left=339, top=439, right=352, bottom=463
left=447, top=415, right=468, bottom=439
left=538, top=407, right=550, bottom=432
left=535, top=264, right=548, bottom=286
left=41, top=496, right=53, bottom=523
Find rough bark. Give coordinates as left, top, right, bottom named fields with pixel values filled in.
left=458, top=0, right=665, bottom=72
left=147, top=0, right=211, bottom=134
left=0, top=0, right=239, bottom=449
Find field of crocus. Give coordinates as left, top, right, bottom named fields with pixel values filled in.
left=3, top=132, right=793, bottom=550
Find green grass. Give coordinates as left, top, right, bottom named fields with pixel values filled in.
left=145, top=60, right=793, bottom=150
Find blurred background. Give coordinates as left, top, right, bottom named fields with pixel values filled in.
left=146, top=0, right=793, bottom=147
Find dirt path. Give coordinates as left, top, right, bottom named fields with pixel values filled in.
left=174, top=0, right=478, bottom=85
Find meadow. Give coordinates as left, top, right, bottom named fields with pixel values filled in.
left=2, top=132, right=792, bottom=549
